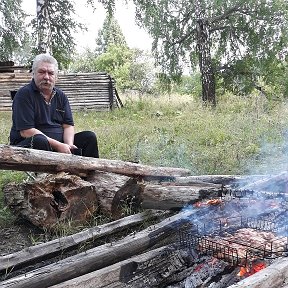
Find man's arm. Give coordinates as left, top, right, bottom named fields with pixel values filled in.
left=63, top=124, right=77, bottom=150
left=20, top=128, right=73, bottom=154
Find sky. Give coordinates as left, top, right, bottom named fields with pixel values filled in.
left=21, top=0, right=153, bottom=53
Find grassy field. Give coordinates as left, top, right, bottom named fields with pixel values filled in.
left=1, top=91, right=288, bottom=228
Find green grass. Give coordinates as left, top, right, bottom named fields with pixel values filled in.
left=1, top=91, right=288, bottom=229
left=73, top=92, right=288, bottom=175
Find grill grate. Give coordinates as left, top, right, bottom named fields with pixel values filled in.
left=178, top=213, right=288, bottom=266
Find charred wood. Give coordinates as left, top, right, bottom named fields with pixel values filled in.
left=49, top=245, right=190, bottom=288
left=240, top=171, right=288, bottom=193
left=0, top=210, right=195, bottom=288
left=228, top=256, right=288, bottom=288
left=0, top=210, right=166, bottom=276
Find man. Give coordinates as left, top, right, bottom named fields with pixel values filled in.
left=9, top=53, right=99, bottom=158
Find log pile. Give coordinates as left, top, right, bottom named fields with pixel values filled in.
left=1, top=144, right=287, bottom=287
left=0, top=145, right=228, bottom=228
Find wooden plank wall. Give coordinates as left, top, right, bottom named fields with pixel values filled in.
left=0, top=72, right=122, bottom=111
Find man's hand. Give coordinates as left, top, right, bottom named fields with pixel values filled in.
left=54, top=142, right=76, bottom=154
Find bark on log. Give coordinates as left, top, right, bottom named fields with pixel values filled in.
left=3, top=173, right=98, bottom=228
left=86, top=171, right=142, bottom=219
left=163, top=175, right=270, bottom=186
left=0, top=210, right=167, bottom=275
left=0, top=144, right=190, bottom=177
left=3, top=171, right=226, bottom=228
left=139, top=183, right=225, bottom=210
left=50, top=245, right=189, bottom=288
left=0, top=210, right=195, bottom=288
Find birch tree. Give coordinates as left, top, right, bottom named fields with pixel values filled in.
left=131, top=0, right=288, bottom=105
left=0, top=0, right=27, bottom=61
left=36, top=0, right=52, bottom=54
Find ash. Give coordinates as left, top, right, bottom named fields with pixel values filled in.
left=166, top=250, right=241, bottom=288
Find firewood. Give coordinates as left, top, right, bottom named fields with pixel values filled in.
left=3, top=171, right=226, bottom=229
left=240, top=171, right=288, bottom=192
left=49, top=245, right=189, bottom=288
left=139, top=183, right=224, bottom=210
left=3, top=173, right=98, bottom=229
left=86, top=171, right=142, bottom=219
left=0, top=210, right=195, bottom=288
left=228, top=256, right=288, bottom=288
left=0, top=144, right=191, bottom=177
left=0, top=210, right=167, bottom=275
left=169, top=175, right=269, bottom=186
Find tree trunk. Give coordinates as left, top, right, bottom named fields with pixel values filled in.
left=36, top=0, right=52, bottom=54
left=195, top=1, right=216, bottom=106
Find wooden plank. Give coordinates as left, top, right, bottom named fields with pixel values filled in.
left=50, top=245, right=183, bottom=288
left=0, top=210, right=165, bottom=273
left=0, top=73, right=120, bottom=111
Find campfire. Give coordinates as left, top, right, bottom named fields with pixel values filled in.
left=174, top=188, right=288, bottom=287
left=1, top=145, right=288, bottom=287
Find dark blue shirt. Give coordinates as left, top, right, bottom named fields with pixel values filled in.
left=10, top=79, right=74, bottom=145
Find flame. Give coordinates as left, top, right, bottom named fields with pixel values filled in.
left=237, top=266, right=247, bottom=277
left=193, top=199, right=222, bottom=207
left=237, top=261, right=267, bottom=277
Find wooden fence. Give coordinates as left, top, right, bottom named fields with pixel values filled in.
left=0, top=72, right=123, bottom=111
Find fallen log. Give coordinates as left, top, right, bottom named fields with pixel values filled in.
left=165, top=175, right=270, bottom=186
left=0, top=210, right=166, bottom=275
left=0, top=209, right=195, bottom=288
left=139, top=183, right=225, bottom=210
left=0, top=144, right=190, bottom=177
left=3, top=171, right=227, bottom=227
left=3, top=172, right=98, bottom=228
left=86, top=171, right=142, bottom=219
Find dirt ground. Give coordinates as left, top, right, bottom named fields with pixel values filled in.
left=0, top=220, right=43, bottom=256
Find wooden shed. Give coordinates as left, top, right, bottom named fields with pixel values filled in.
left=0, top=72, right=123, bottom=111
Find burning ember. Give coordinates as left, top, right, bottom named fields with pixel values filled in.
left=177, top=186, right=288, bottom=287
left=237, top=260, right=267, bottom=277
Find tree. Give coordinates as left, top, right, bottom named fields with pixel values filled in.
left=0, top=0, right=88, bottom=67
left=35, top=0, right=85, bottom=68
left=95, top=13, right=127, bottom=55
left=131, top=0, right=288, bottom=105
left=0, top=0, right=28, bottom=61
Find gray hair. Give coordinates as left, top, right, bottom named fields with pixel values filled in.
left=32, top=54, right=59, bottom=75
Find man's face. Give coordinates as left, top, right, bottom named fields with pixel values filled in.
left=34, top=62, right=57, bottom=94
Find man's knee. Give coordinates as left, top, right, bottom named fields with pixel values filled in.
left=86, top=131, right=97, bottom=142
left=31, top=134, right=51, bottom=151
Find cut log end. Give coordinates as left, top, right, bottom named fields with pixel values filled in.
left=3, top=173, right=99, bottom=229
